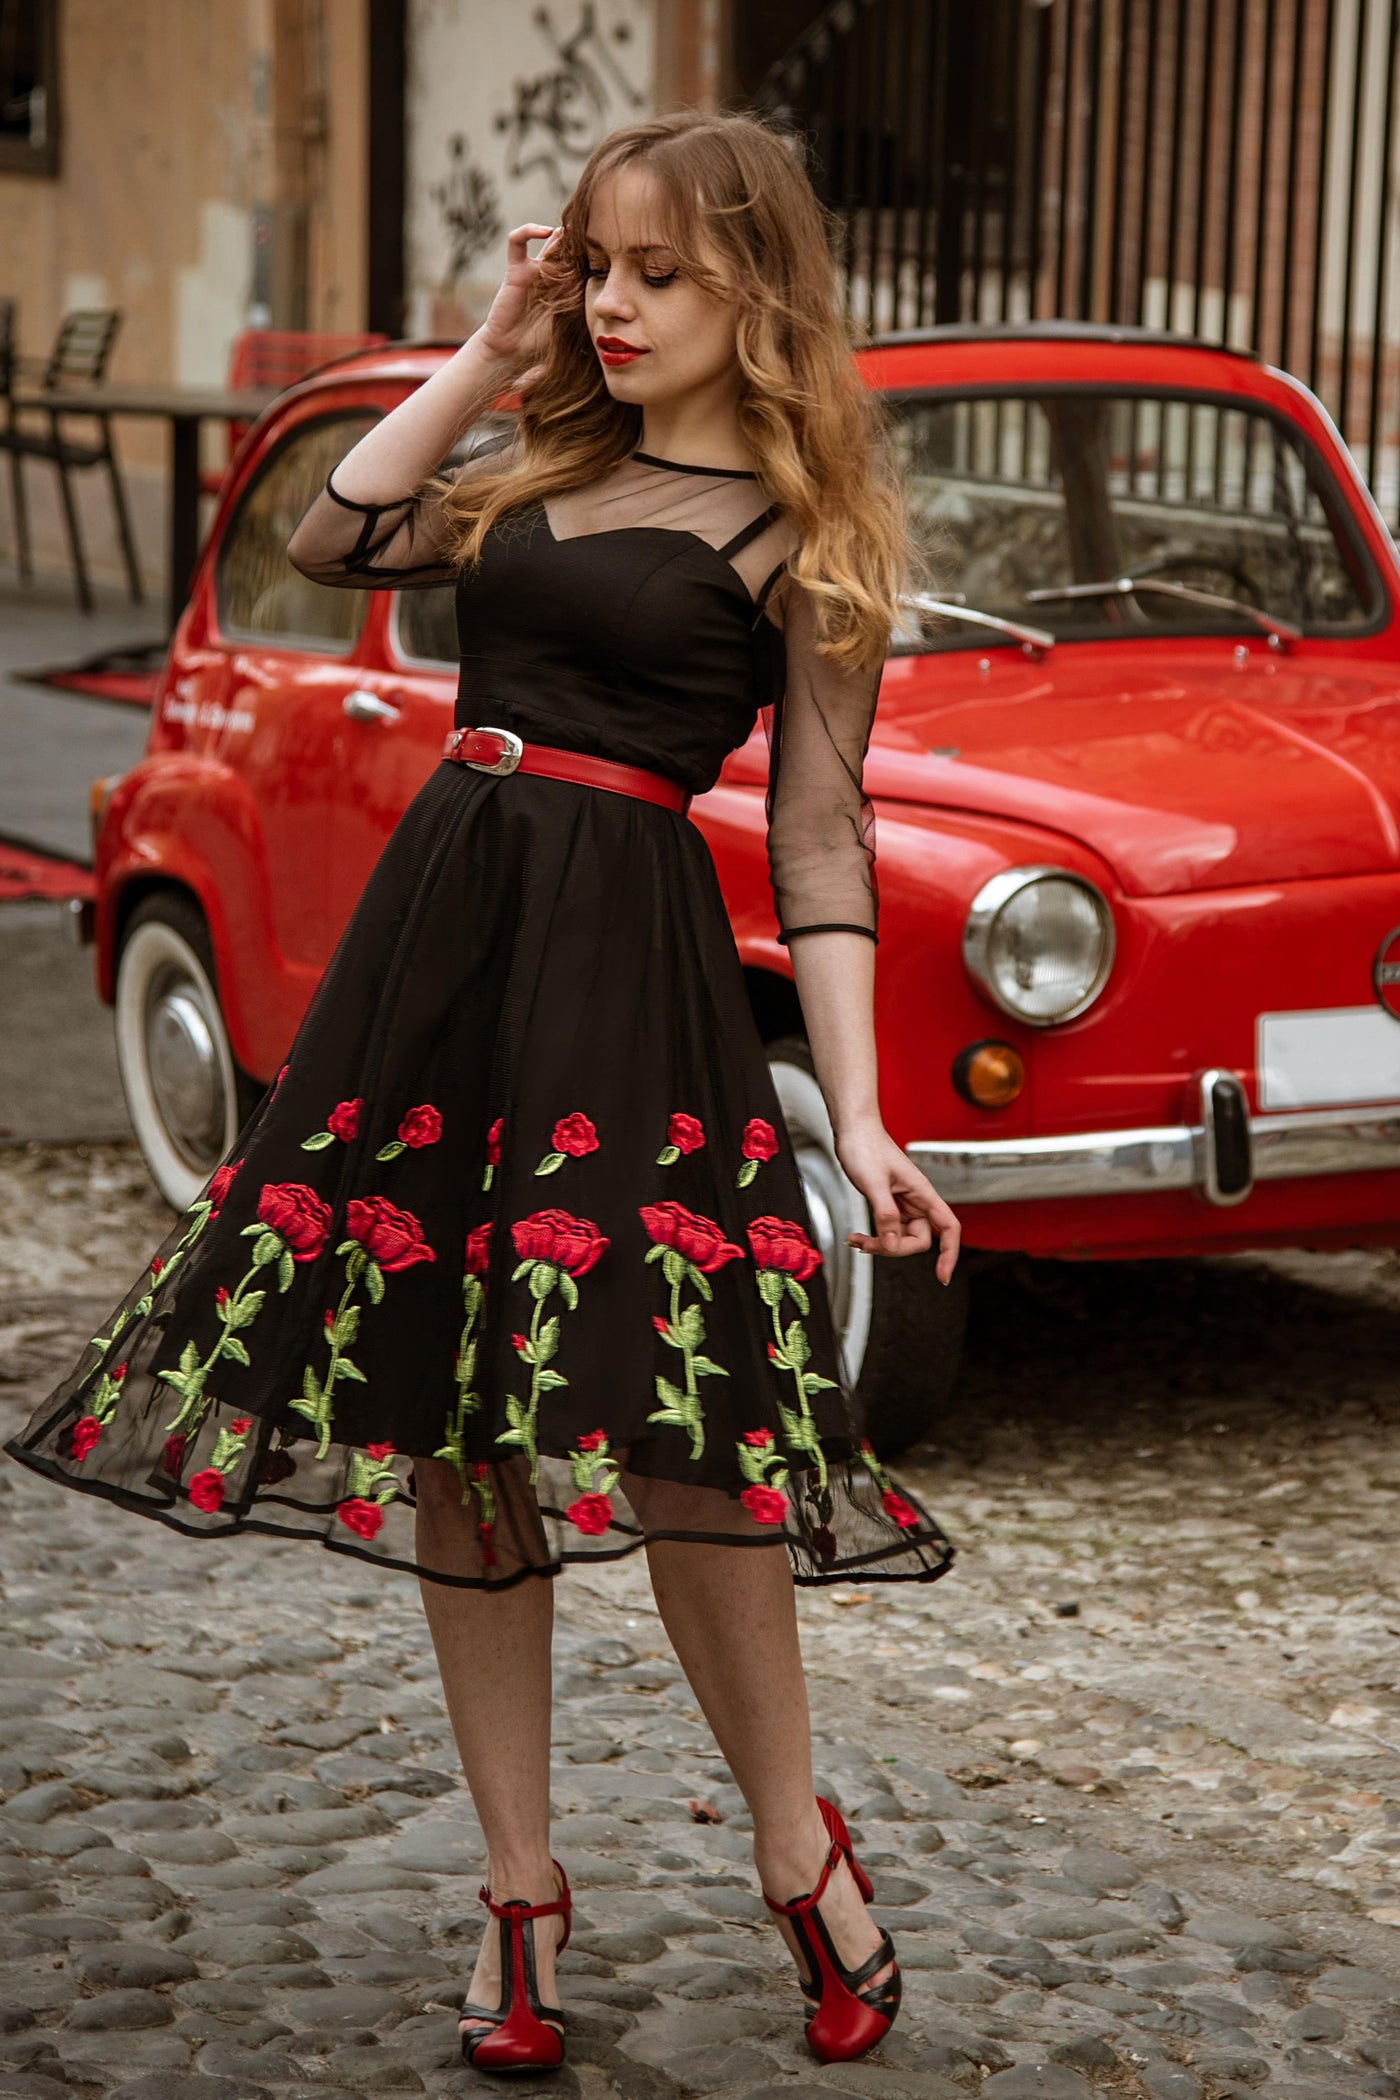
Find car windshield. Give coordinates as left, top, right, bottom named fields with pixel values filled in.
left=886, top=388, right=1381, bottom=650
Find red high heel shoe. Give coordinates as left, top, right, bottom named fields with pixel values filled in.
left=762, top=1796, right=901, bottom=2064
left=458, top=1859, right=572, bottom=2075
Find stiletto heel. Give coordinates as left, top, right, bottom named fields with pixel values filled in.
left=458, top=1858, right=572, bottom=2075
left=762, top=1796, right=901, bottom=2065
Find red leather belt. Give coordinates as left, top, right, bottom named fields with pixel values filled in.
left=442, top=725, right=690, bottom=814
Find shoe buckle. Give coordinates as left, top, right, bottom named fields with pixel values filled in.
left=455, top=725, right=523, bottom=775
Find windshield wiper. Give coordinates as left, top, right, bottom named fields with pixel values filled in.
left=900, top=592, right=1056, bottom=659
left=1025, top=576, right=1303, bottom=650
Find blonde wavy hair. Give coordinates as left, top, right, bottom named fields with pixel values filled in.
left=437, top=107, right=911, bottom=673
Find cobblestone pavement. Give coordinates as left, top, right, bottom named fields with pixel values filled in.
left=3, top=1141, right=1400, bottom=2099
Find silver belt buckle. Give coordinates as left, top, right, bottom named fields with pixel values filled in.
left=462, top=725, right=523, bottom=775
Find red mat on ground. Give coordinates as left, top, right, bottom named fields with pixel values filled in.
left=0, top=836, right=96, bottom=903
left=16, top=642, right=164, bottom=710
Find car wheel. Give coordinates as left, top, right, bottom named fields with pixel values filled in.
left=766, top=1034, right=967, bottom=1457
left=114, top=892, right=257, bottom=1210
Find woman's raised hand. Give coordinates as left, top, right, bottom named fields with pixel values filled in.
left=476, top=223, right=566, bottom=377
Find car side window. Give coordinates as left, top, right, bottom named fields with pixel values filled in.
left=217, top=411, right=378, bottom=650
left=392, top=413, right=516, bottom=667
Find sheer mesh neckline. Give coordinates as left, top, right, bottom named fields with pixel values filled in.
left=631, top=450, right=757, bottom=478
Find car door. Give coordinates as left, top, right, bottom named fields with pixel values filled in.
left=213, top=406, right=380, bottom=976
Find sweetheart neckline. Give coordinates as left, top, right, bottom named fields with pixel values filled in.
left=532, top=498, right=780, bottom=614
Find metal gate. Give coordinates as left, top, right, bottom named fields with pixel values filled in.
left=759, top=0, right=1400, bottom=526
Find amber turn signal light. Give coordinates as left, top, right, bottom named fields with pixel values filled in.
left=953, top=1039, right=1025, bottom=1108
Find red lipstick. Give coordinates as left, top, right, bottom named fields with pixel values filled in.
left=596, top=336, right=648, bottom=367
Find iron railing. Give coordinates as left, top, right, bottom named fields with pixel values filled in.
left=759, top=0, right=1400, bottom=527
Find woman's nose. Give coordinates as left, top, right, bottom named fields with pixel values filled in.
left=593, top=273, right=636, bottom=322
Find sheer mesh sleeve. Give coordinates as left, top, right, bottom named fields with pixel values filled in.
left=763, top=574, right=881, bottom=945
left=286, top=435, right=514, bottom=592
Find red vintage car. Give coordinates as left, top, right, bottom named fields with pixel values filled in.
left=85, top=326, right=1400, bottom=1449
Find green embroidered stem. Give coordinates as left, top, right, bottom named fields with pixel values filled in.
left=156, top=1246, right=272, bottom=1437
left=290, top=1244, right=372, bottom=1460
left=757, top=1270, right=837, bottom=1493
left=646, top=1247, right=728, bottom=1461
left=435, top=1273, right=485, bottom=1495
left=497, top=1262, right=569, bottom=1484
left=89, top=1200, right=210, bottom=1360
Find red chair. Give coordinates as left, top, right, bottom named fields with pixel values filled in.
left=199, top=329, right=390, bottom=497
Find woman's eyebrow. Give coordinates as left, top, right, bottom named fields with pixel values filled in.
left=583, top=240, right=675, bottom=256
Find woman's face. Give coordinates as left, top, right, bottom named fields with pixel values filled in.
left=581, top=165, right=739, bottom=408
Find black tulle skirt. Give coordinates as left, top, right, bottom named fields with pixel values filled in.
left=4, top=760, right=953, bottom=1590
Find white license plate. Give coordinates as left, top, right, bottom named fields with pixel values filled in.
left=1257, top=1007, right=1400, bottom=1110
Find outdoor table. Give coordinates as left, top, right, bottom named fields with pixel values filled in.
left=10, top=381, right=278, bottom=633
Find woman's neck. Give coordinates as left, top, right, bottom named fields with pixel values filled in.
left=639, top=391, right=752, bottom=475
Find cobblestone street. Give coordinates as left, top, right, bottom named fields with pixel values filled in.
left=3, top=1140, right=1400, bottom=2099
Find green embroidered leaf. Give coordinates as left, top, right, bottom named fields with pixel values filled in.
left=514, top=1336, right=537, bottom=1365
left=250, top=1231, right=283, bottom=1267
left=803, top=1372, right=839, bottom=1395
left=347, top=1246, right=369, bottom=1285
left=783, top=1319, right=810, bottom=1368
left=240, top=1221, right=269, bottom=1239
left=654, top=1320, right=676, bottom=1346
left=656, top=1145, right=680, bottom=1166
left=661, top=1247, right=685, bottom=1289
left=482, top=1163, right=494, bottom=1191
left=155, top=1367, right=190, bottom=1399
left=505, top=1394, right=527, bottom=1430
left=302, top=1364, right=324, bottom=1404
left=276, top=1248, right=295, bottom=1294
left=535, top=1315, right=560, bottom=1363
left=654, top=1375, right=687, bottom=1410
left=643, top=1242, right=666, bottom=1264
left=534, top=1151, right=565, bottom=1176
left=332, top=1304, right=361, bottom=1349
left=337, top=1357, right=368, bottom=1384
left=495, top=1426, right=530, bottom=1449
left=756, top=1269, right=785, bottom=1307
left=511, top=1258, right=534, bottom=1283
left=335, top=1237, right=358, bottom=1256
left=557, top=1271, right=578, bottom=1312
left=301, top=1130, right=336, bottom=1151
left=364, top=1261, right=385, bottom=1306
left=687, top=1264, right=714, bottom=1302
left=179, top=1340, right=201, bottom=1378
left=374, top=1482, right=399, bottom=1505
left=675, top=1302, right=705, bottom=1350
left=647, top=1405, right=691, bottom=1432
left=689, top=1354, right=728, bottom=1380
left=375, top=1140, right=406, bottom=1161
left=288, top=1391, right=320, bottom=1424
left=224, top=1290, right=265, bottom=1330
left=221, top=1334, right=251, bottom=1367
left=736, top=1158, right=759, bottom=1187
left=737, top=1442, right=770, bottom=1483
left=463, top=1274, right=484, bottom=1315
left=433, top=1434, right=462, bottom=1466
left=458, top=1340, right=477, bottom=1386
left=132, top=1294, right=153, bottom=1318
left=534, top=1367, right=568, bottom=1391
left=346, top=1452, right=372, bottom=1498
left=786, top=1277, right=811, bottom=1316
left=528, top=1262, right=556, bottom=1301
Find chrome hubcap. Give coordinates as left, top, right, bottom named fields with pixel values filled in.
left=146, top=976, right=226, bottom=1168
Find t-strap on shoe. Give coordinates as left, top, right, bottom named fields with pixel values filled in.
left=762, top=1795, right=902, bottom=2063
left=458, top=1859, right=572, bottom=2075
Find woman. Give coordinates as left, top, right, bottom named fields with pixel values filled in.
left=5, top=110, right=959, bottom=2075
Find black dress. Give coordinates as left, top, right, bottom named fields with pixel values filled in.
left=4, top=442, right=953, bottom=1592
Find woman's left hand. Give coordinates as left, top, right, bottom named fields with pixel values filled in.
left=834, top=1122, right=961, bottom=1283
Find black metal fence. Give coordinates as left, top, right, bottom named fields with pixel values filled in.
left=758, top=0, right=1400, bottom=527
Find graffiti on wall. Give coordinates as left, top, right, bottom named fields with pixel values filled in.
left=430, top=135, right=504, bottom=285
left=494, top=2, right=646, bottom=197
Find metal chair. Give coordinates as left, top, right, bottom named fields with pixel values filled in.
left=0, top=309, right=143, bottom=610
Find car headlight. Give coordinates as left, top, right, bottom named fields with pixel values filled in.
left=963, top=867, right=1115, bottom=1025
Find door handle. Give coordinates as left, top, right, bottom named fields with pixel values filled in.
left=343, top=688, right=401, bottom=724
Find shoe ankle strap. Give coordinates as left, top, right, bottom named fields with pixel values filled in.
left=762, top=1831, right=844, bottom=1918
left=478, top=1857, right=572, bottom=1943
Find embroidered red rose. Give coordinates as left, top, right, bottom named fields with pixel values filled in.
left=464, top=1222, right=493, bottom=1275
left=207, top=1160, right=241, bottom=1214
left=766, top=1342, right=778, bottom=1360
left=510, top=1209, right=609, bottom=1277
left=668, top=1113, right=705, bottom=1153
left=398, top=1103, right=442, bottom=1148
left=740, top=1483, right=789, bottom=1526
left=187, top=1468, right=226, bottom=1513
left=486, top=1117, right=503, bottom=1164
left=258, top=1182, right=333, bottom=1262
left=638, top=1201, right=744, bottom=1273
left=151, top=1256, right=164, bottom=1279
left=577, top=1429, right=607, bottom=1453
left=345, top=1195, right=437, bottom=1272
left=113, top=1363, right=128, bottom=1382
left=327, top=1098, right=362, bottom=1140
left=747, top=1216, right=822, bottom=1282
left=553, top=1112, right=599, bottom=1157
left=215, top=1286, right=230, bottom=1308
left=882, top=1490, right=920, bottom=1530
left=324, top=1308, right=335, bottom=1332
left=162, top=1433, right=187, bottom=1476
left=230, top=1416, right=252, bottom=1435
left=742, top=1118, right=779, bottom=1162
left=511, top=1332, right=529, bottom=1354
left=258, top=1449, right=297, bottom=1485
left=566, top=1492, right=614, bottom=1536
left=69, top=1415, right=102, bottom=1462
left=366, top=1441, right=395, bottom=1461
left=336, top=1497, right=384, bottom=1541
left=652, top=1315, right=669, bottom=1334
left=743, top=1427, right=775, bottom=1449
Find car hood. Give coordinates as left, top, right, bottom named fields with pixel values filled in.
left=866, top=650, right=1400, bottom=895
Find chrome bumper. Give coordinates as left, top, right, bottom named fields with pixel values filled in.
left=908, top=1090, right=1400, bottom=1207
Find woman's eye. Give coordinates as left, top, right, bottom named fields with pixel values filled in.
left=642, top=271, right=679, bottom=288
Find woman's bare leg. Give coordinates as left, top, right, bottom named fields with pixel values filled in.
left=413, top=1459, right=565, bottom=2035
left=641, top=1525, right=891, bottom=1989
